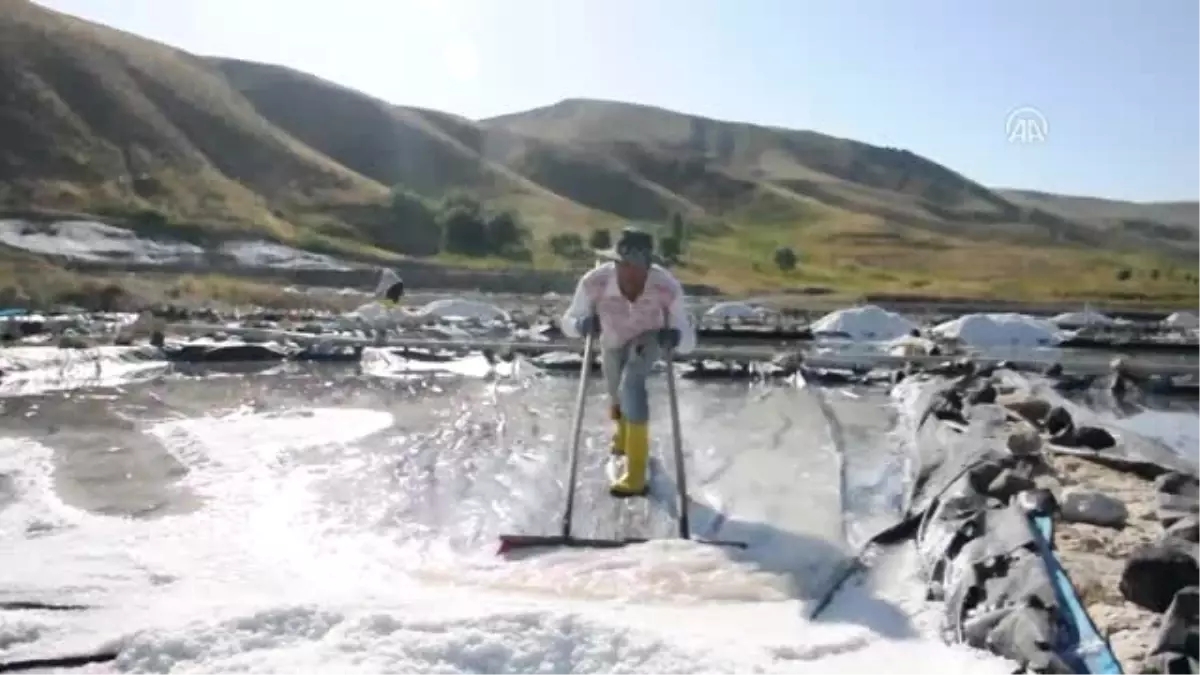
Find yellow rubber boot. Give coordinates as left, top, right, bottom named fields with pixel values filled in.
left=609, top=404, right=625, bottom=456
left=609, top=421, right=648, bottom=497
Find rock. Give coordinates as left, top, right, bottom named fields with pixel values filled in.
left=1061, top=489, right=1128, bottom=528
left=968, top=461, right=1007, bottom=495
left=1156, top=472, right=1200, bottom=500
left=1016, top=487, right=1058, bottom=517
left=1072, top=426, right=1116, bottom=451
left=57, top=333, right=91, bottom=349
left=1137, top=653, right=1200, bottom=667
left=1006, top=398, right=1051, bottom=425
left=988, top=469, right=1037, bottom=502
left=1144, top=586, right=1199, bottom=675
left=1166, top=515, right=1200, bottom=544
left=984, top=605, right=1074, bottom=673
left=1120, top=540, right=1200, bottom=613
left=967, top=383, right=998, bottom=405
left=927, top=389, right=966, bottom=424
left=1156, top=492, right=1200, bottom=529
left=1007, top=429, right=1043, bottom=457
left=1043, top=405, right=1074, bottom=438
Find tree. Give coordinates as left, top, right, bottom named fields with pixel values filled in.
left=659, top=235, right=681, bottom=263
left=669, top=212, right=686, bottom=244
left=549, top=233, right=587, bottom=260
left=385, top=187, right=441, bottom=255
left=439, top=205, right=489, bottom=256
left=1116, top=268, right=1132, bottom=281
left=589, top=228, right=612, bottom=250
left=96, top=282, right=128, bottom=312
left=440, top=191, right=483, bottom=217
left=1150, top=268, right=1161, bottom=280
left=486, top=210, right=525, bottom=250
left=487, top=210, right=532, bottom=260
left=773, top=246, right=798, bottom=271
left=434, top=197, right=532, bottom=259
left=131, top=208, right=169, bottom=233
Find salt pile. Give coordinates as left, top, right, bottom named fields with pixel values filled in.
left=931, top=312, right=1062, bottom=347
left=703, top=301, right=764, bottom=321
left=415, top=298, right=511, bottom=323
left=1050, top=309, right=1117, bottom=328
left=0, top=219, right=204, bottom=265
left=0, top=220, right=357, bottom=271
left=810, top=305, right=918, bottom=341
left=1163, top=311, right=1199, bottom=330
left=219, top=241, right=352, bottom=271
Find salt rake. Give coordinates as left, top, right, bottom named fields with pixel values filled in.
left=497, top=333, right=746, bottom=554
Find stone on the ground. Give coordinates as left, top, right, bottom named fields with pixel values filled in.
left=988, top=469, right=1037, bottom=502
left=1006, top=398, right=1051, bottom=425
left=1007, top=429, right=1043, bottom=457
left=969, top=461, right=1007, bottom=495
left=1144, top=586, right=1199, bottom=675
left=1060, top=488, right=1128, bottom=528
left=1155, top=470, right=1200, bottom=529
left=1072, top=426, right=1116, bottom=451
left=1166, top=515, right=1200, bottom=544
left=1120, top=539, right=1200, bottom=613
left=1043, top=405, right=1074, bottom=437
left=1156, top=472, right=1200, bottom=500
left=967, top=383, right=998, bottom=405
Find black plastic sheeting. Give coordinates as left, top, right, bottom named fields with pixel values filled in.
left=813, top=368, right=1199, bottom=674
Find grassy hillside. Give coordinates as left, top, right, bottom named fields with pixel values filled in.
left=481, top=99, right=1197, bottom=301
left=0, top=1, right=1195, bottom=306
left=997, top=189, right=1199, bottom=254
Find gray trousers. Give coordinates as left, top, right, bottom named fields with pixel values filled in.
left=600, top=334, right=660, bottom=424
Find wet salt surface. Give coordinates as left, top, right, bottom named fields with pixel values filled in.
left=0, top=360, right=998, bottom=673
left=18, top=345, right=1200, bottom=667
left=0, top=351, right=1193, bottom=673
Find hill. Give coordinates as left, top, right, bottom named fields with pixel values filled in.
left=0, top=0, right=1195, bottom=306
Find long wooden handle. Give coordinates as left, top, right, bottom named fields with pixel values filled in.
left=664, top=348, right=690, bottom=540
left=560, top=332, right=594, bottom=539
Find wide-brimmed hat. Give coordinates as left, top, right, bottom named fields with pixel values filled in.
left=594, top=226, right=661, bottom=267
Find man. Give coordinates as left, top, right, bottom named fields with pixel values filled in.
left=343, top=268, right=428, bottom=335
left=376, top=268, right=406, bottom=306
left=561, top=226, right=697, bottom=497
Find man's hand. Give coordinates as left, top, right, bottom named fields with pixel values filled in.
left=655, top=327, right=681, bottom=350
left=575, top=315, right=601, bottom=337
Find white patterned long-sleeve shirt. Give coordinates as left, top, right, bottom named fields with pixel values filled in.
left=560, top=263, right=696, bottom=354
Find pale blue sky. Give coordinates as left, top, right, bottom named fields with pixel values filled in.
left=36, top=0, right=1199, bottom=202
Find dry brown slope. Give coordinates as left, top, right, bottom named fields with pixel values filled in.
left=0, top=1, right=388, bottom=241
left=483, top=98, right=1016, bottom=217
left=999, top=190, right=1198, bottom=227
left=484, top=98, right=1196, bottom=255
